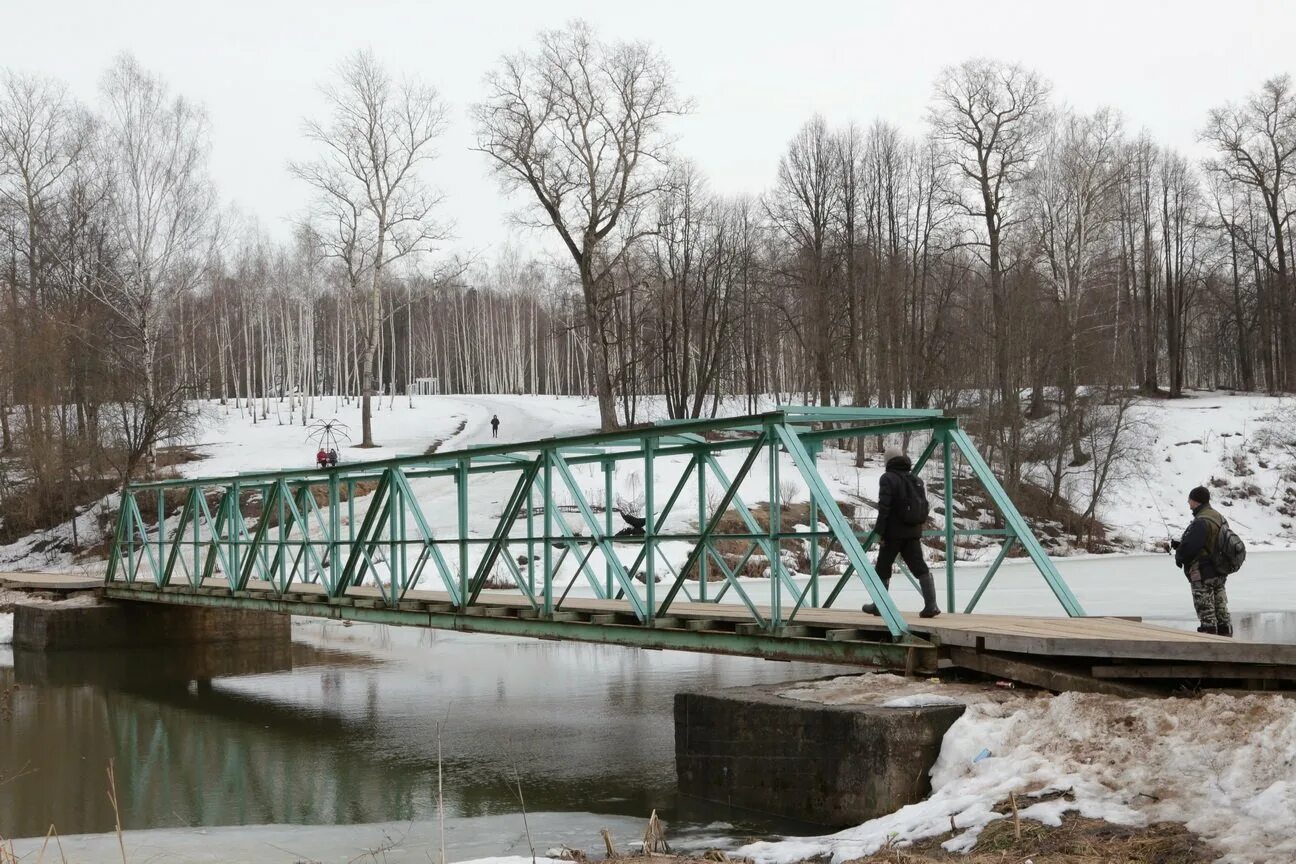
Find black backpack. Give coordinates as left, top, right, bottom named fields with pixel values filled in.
left=895, top=473, right=930, bottom=525
left=1213, top=523, right=1247, bottom=576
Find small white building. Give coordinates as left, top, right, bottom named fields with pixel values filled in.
left=409, top=377, right=440, bottom=396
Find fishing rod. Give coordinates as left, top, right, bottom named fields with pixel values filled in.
left=1139, top=474, right=1175, bottom=549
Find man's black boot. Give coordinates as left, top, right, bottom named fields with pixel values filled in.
left=1197, top=624, right=1217, bottom=635
left=1216, top=623, right=1233, bottom=638
left=917, top=572, right=941, bottom=618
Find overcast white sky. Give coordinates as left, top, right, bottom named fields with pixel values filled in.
left=3, top=1, right=1293, bottom=261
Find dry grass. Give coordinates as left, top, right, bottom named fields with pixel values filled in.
left=842, top=814, right=1213, bottom=864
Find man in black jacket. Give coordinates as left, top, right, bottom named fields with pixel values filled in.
left=1171, top=485, right=1232, bottom=636
left=862, top=446, right=941, bottom=619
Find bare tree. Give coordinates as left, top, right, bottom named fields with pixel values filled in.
left=1029, top=107, right=1125, bottom=486
left=96, top=54, right=214, bottom=477
left=293, top=50, right=448, bottom=447
left=0, top=72, right=88, bottom=458
left=766, top=115, right=841, bottom=408
left=1202, top=74, right=1296, bottom=391
left=1161, top=149, right=1208, bottom=397
left=930, top=59, right=1051, bottom=411
left=473, top=20, right=686, bottom=431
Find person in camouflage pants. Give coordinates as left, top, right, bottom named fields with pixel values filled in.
left=1171, top=486, right=1233, bottom=637
left=1187, top=561, right=1230, bottom=634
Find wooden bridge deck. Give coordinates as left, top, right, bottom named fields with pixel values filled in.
left=85, top=576, right=1296, bottom=696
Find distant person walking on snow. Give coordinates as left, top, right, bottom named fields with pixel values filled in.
left=327, top=448, right=338, bottom=468
left=862, top=446, right=941, bottom=619
left=490, top=414, right=500, bottom=439
left=316, top=448, right=329, bottom=469
left=1171, top=485, right=1234, bottom=636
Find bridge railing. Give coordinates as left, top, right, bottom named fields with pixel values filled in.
left=106, top=408, right=1085, bottom=637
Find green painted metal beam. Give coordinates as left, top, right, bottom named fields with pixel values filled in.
left=949, top=428, right=1085, bottom=616
left=105, top=585, right=936, bottom=672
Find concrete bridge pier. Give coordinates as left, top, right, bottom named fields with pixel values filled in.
left=12, top=598, right=290, bottom=651
left=675, top=682, right=965, bottom=827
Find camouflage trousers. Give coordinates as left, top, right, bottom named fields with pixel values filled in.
left=1187, top=562, right=1230, bottom=630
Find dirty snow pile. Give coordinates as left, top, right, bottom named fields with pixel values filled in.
left=741, top=677, right=1296, bottom=864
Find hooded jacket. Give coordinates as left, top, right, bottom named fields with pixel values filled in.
left=876, top=454, right=924, bottom=541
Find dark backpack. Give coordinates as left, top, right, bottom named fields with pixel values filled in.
left=1213, top=523, right=1247, bottom=575
left=895, top=473, right=930, bottom=526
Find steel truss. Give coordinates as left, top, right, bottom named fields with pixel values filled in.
left=106, top=408, right=1085, bottom=640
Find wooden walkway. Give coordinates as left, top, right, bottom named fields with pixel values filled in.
left=84, top=575, right=1296, bottom=696
left=13, top=571, right=1294, bottom=694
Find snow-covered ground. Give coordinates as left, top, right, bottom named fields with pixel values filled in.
left=737, top=673, right=1296, bottom=864
left=1100, top=394, right=1296, bottom=552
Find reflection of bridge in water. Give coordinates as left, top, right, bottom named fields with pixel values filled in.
left=105, top=408, right=1296, bottom=692
left=2, top=632, right=735, bottom=839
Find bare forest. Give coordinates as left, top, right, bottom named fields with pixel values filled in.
left=2, top=23, right=1295, bottom=541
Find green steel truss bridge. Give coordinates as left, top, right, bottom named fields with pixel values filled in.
left=107, top=406, right=1294, bottom=688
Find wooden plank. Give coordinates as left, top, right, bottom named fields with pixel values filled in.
left=1091, top=663, right=1296, bottom=681
left=947, top=647, right=1157, bottom=698
left=971, top=633, right=1296, bottom=664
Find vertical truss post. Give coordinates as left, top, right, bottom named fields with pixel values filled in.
left=603, top=457, right=614, bottom=600
left=942, top=429, right=956, bottom=612
left=328, top=471, right=340, bottom=594
left=277, top=482, right=288, bottom=588
left=230, top=481, right=241, bottom=586
left=644, top=438, right=656, bottom=617
left=347, top=478, right=356, bottom=552
left=388, top=473, right=401, bottom=605
left=542, top=450, right=554, bottom=616
left=768, top=425, right=782, bottom=628
left=526, top=473, right=536, bottom=597
left=696, top=456, right=707, bottom=602
left=949, top=427, right=1085, bottom=616
left=807, top=440, right=819, bottom=609
left=191, top=487, right=200, bottom=584
left=125, top=493, right=136, bottom=581
left=398, top=475, right=408, bottom=599
left=457, top=460, right=469, bottom=604
left=156, top=489, right=165, bottom=581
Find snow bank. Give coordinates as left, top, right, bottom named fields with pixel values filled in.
left=740, top=684, right=1296, bottom=864
left=1092, top=394, right=1296, bottom=553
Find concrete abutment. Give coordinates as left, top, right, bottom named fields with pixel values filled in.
left=675, top=683, right=964, bottom=827
left=12, top=599, right=290, bottom=651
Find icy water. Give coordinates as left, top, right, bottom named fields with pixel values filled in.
left=0, top=620, right=840, bottom=847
